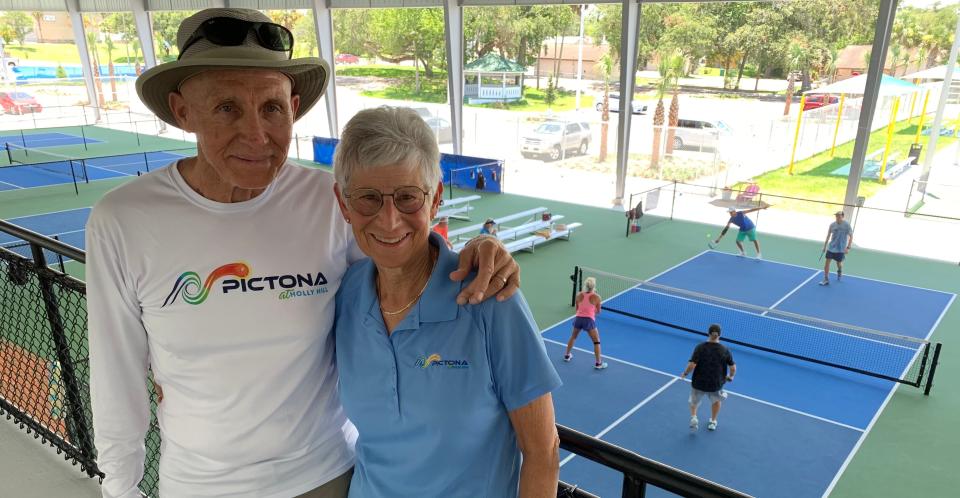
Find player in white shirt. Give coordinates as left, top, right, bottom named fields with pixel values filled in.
left=86, top=8, right=519, bottom=498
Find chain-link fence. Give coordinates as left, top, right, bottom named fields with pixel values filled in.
left=0, top=222, right=162, bottom=497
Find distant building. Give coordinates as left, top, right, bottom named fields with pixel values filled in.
left=537, top=36, right=612, bottom=80
left=27, top=12, right=74, bottom=44
left=834, top=44, right=924, bottom=81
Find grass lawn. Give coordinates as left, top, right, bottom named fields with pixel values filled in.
left=738, top=116, right=956, bottom=214
left=2, top=42, right=155, bottom=65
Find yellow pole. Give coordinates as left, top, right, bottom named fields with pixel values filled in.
left=908, top=90, right=917, bottom=124
left=830, top=93, right=846, bottom=157
left=788, top=95, right=807, bottom=175
left=879, top=97, right=900, bottom=183
left=914, top=90, right=931, bottom=144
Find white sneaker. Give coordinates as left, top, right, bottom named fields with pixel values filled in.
left=707, top=419, right=718, bottom=431
left=755, top=253, right=762, bottom=260
left=819, top=280, right=829, bottom=286
left=689, top=416, right=699, bottom=430
left=737, top=252, right=745, bottom=257
left=594, top=362, right=608, bottom=370
left=563, top=353, right=572, bottom=362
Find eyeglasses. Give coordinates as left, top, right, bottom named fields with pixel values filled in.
left=344, top=186, right=430, bottom=216
left=178, top=17, right=294, bottom=61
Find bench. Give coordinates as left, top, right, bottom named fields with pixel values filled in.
left=884, top=156, right=914, bottom=181
left=504, top=223, right=584, bottom=253
left=448, top=207, right=548, bottom=241
left=452, top=215, right=565, bottom=252
left=435, top=195, right=482, bottom=221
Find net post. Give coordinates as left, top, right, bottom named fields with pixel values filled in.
left=143, top=152, right=150, bottom=173
left=571, top=266, right=580, bottom=307
left=670, top=180, right=677, bottom=220
left=19, top=129, right=26, bottom=147
left=625, top=193, right=634, bottom=238
left=924, top=342, right=942, bottom=395
left=4, top=142, right=12, bottom=164
left=134, top=120, right=141, bottom=147
left=80, top=126, right=89, bottom=151
left=79, top=159, right=90, bottom=184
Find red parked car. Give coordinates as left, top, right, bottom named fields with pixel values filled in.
left=0, top=91, right=43, bottom=114
left=335, top=53, right=360, bottom=64
left=803, top=94, right=839, bottom=111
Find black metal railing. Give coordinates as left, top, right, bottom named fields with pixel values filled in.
left=1, top=220, right=753, bottom=498
left=559, top=425, right=752, bottom=497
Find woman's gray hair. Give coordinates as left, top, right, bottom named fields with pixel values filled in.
left=334, top=106, right=441, bottom=191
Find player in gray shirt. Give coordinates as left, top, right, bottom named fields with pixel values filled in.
left=819, top=211, right=853, bottom=286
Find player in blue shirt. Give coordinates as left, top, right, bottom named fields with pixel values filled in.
left=715, top=206, right=767, bottom=258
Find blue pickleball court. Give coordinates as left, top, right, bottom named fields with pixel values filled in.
left=544, top=251, right=954, bottom=497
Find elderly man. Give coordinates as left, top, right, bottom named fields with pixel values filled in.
left=86, top=8, right=518, bottom=498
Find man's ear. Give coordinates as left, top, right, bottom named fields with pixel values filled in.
left=290, top=93, right=301, bottom=117
left=168, top=91, right=193, bottom=132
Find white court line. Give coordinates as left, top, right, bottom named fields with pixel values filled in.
left=646, top=249, right=710, bottom=281
left=7, top=207, right=91, bottom=224
left=764, top=270, right=823, bottom=315
left=559, top=377, right=680, bottom=468
left=85, top=163, right=134, bottom=177
left=0, top=179, right=24, bottom=189
left=821, top=293, right=956, bottom=497
left=541, top=250, right=712, bottom=335
left=544, top=338, right=862, bottom=432
left=709, top=250, right=956, bottom=298
left=631, top=286, right=918, bottom=352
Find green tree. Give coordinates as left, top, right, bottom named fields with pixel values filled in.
left=3, top=12, right=34, bottom=46
left=544, top=74, right=557, bottom=108
left=333, top=9, right=372, bottom=58
left=597, top=53, right=614, bottom=162
left=152, top=11, right=191, bottom=59
left=293, top=13, right=317, bottom=58
left=369, top=8, right=446, bottom=82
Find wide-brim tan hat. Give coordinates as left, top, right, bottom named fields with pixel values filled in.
left=136, top=8, right=329, bottom=128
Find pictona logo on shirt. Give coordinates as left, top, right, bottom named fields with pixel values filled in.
left=415, top=353, right=470, bottom=369
left=162, top=262, right=329, bottom=307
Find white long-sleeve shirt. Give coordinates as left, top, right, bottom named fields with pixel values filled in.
left=86, top=161, right=360, bottom=498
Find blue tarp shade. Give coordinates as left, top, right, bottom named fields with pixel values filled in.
left=311, top=137, right=503, bottom=195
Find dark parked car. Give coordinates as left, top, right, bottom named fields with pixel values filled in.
left=0, top=91, right=42, bottom=114
left=335, top=53, right=360, bottom=64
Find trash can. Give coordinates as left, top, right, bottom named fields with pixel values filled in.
left=908, top=143, right=923, bottom=165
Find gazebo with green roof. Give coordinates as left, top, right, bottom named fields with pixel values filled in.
left=464, top=52, right=526, bottom=104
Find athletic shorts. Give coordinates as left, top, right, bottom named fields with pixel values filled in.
left=689, top=388, right=727, bottom=405
left=826, top=251, right=845, bottom=262
left=736, top=228, right=758, bottom=242
left=573, top=316, right=596, bottom=331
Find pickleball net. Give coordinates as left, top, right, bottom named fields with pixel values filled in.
left=572, top=266, right=943, bottom=394
left=4, top=142, right=89, bottom=183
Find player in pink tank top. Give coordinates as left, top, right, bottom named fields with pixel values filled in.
left=562, top=277, right=608, bottom=370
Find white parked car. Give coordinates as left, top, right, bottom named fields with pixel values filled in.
left=672, top=118, right=733, bottom=150
left=596, top=93, right=647, bottom=114
left=520, top=121, right=592, bottom=161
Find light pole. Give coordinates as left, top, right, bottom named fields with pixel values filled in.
left=575, top=5, right=586, bottom=111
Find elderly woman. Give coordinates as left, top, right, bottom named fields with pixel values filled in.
left=333, top=107, right=561, bottom=498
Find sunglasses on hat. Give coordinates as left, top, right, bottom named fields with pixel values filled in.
left=178, top=17, right=294, bottom=60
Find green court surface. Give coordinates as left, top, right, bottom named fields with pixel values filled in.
left=1, top=128, right=958, bottom=497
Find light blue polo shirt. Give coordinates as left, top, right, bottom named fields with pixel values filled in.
left=334, top=233, right=561, bottom=498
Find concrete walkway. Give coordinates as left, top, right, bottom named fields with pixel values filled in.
left=0, top=417, right=101, bottom=497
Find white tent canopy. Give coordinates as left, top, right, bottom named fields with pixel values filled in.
left=805, top=74, right=921, bottom=96
left=902, top=64, right=960, bottom=80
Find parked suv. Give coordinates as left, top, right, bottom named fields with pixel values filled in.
left=596, top=93, right=647, bottom=114
left=672, top=118, right=731, bottom=151
left=521, top=121, right=591, bottom=161
left=0, top=91, right=42, bottom=114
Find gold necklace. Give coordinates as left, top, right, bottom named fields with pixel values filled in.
left=378, top=248, right=437, bottom=316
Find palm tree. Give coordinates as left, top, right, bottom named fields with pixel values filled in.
left=652, top=54, right=679, bottom=168
left=783, top=40, right=808, bottom=116
left=597, top=53, right=614, bottom=162
left=105, top=36, right=118, bottom=102
left=30, top=12, right=44, bottom=43
left=664, top=54, right=683, bottom=154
